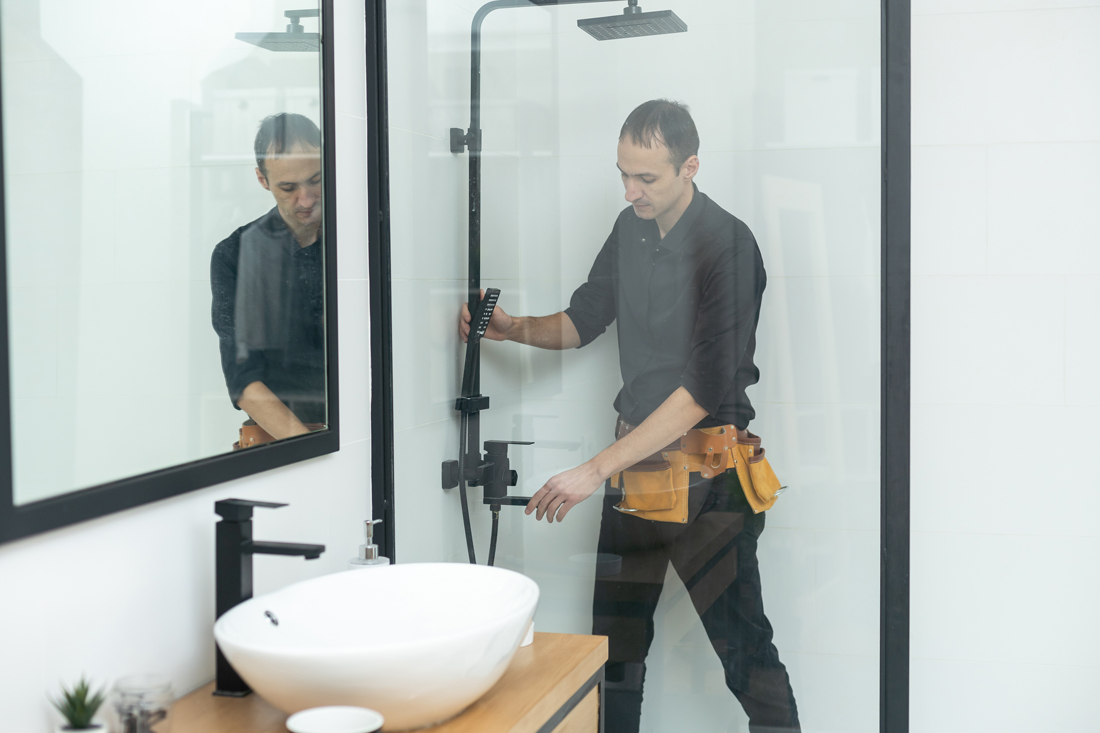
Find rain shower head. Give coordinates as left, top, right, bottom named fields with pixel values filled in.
left=236, top=9, right=319, bottom=52
left=578, top=2, right=687, bottom=41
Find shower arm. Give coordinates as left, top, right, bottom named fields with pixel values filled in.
left=284, top=9, right=319, bottom=32
left=451, top=0, right=621, bottom=468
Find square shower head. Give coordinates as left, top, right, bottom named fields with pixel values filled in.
left=235, top=32, right=319, bottom=52
left=578, top=9, right=687, bottom=41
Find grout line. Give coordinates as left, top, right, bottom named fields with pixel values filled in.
left=1063, top=275, right=1068, bottom=406
left=911, top=528, right=1100, bottom=539
left=914, top=140, right=1100, bottom=149
left=911, top=273, right=1076, bottom=278
left=984, top=144, right=990, bottom=275
left=913, top=4, right=1100, bottom=18
left=909, top=654, right=1100, bottom=669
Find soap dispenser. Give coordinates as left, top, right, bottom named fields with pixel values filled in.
left=349, top=519, right=390, bottom=569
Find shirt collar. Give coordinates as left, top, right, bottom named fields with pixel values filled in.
left=262, top=206, right=321, bottom=251
left=654, top=182, right=704, bottom=253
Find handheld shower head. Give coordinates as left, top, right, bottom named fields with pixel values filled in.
left=578, top=2, right=687, bottom=41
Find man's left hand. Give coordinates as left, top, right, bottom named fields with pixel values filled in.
left=525, top=462, right=604, bottom=523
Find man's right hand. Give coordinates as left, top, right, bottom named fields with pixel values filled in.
left=460, top=288, right=513, bottom=343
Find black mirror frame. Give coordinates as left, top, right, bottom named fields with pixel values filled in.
left=366, top=0, right=909, bottom=729
left=0, top=0, right=341, bottom=546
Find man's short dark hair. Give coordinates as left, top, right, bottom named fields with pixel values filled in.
left=619, top=99, right=699, bottom=173
left=255, top=113, right=321, bottom=177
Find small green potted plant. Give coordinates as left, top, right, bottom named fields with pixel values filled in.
left=52, top=677, right=107, bottom=732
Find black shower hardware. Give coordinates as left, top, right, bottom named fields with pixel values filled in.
left=213, top=498, right=325, bottom=697
left=578, top=0, right=687, bottom=40
left=445, top=1, right=687, bottom=569
left=442, top=288, right=537, bottom=566
left=236, top=9, right=320, bottom=52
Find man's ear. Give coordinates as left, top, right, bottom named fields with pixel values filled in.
left=255, top=167, right=270, bottom=191
left=680, top=155, right=700, bottom=182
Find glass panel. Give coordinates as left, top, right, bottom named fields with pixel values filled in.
left=388, top=1, right=879, bottom=730
left=2, top=0, right=328, bottom=504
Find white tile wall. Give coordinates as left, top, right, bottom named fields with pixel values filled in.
left=912, top=274, right=1065, bottom=406
left=0, top=0, right=373, bottom=728
left=910, top=656, right=1100, bottom=733
left=912, top=3, right=1100, bottom=729
left=911, top=145, right=988, bottom=276
left=987, top=142, right=1100, bottom=275
left=912, top=8, right=1100, bottom=146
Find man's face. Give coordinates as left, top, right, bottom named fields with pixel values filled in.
left=617, top=137, right=697, bottom=221
left=256, top=143, right=323, bottom=229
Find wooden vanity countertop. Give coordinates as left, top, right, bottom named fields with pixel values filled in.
left=172, top=632, right=608, bottom=733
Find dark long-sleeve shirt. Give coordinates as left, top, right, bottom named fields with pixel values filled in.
left=210, top=207, right=327, bottom=424
left=564, top=186, right=766, bottom=429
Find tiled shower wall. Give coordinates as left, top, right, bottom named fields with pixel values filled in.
left=909, top=2, right=1100, bottom=731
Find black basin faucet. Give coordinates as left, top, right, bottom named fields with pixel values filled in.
left=213, top=498, right=326, bottom=697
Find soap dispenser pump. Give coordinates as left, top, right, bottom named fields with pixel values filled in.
left=349, top=519, right=390, bottom=569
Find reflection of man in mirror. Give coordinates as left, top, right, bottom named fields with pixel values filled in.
left=461, top=100, right=799, bottom=732
left=211, top=113, right=326, bottom=448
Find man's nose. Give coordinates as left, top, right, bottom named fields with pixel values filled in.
left=624, top=183, right=643, bottom=203
left=298, top=187, right=319, bottom=208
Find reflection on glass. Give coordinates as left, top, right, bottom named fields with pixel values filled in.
left=2, top=0, right=325, bottom=504
left=211, top=113, right=326, bottom=449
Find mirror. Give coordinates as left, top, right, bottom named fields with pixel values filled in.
left=0, top=0, right=337, bottom=515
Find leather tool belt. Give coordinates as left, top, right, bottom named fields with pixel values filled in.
left=233, top=419, right=325, bottom=450
left=610, top=416, right=785, bottom=522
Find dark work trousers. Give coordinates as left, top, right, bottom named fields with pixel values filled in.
left=592, top=470, right=800, bottom=733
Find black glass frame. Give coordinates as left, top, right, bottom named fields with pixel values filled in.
left=0, top=0, right=341, bottom=546
left=366, top=0, right=910, bottom=729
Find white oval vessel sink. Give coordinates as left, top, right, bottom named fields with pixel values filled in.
left=214, top=563, right=539, bottom=730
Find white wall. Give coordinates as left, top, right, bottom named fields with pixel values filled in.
left=0, top=0, right=371, bottom=729
left=910, top=2, right=1100, bottom=731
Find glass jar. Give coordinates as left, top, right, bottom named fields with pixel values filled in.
left=113, top=675, right=173, bottom=733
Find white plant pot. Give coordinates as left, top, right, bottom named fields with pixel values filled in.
left=55, top=722, right=107, bottom=733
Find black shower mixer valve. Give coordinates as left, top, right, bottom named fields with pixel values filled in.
left=441, top=439, right=533, bottom=508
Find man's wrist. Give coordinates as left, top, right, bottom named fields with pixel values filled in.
left=589, top=454, right=616, bottom=482
left=502, top=315, right=521, bottom=342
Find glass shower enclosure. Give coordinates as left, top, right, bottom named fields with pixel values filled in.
left=380, top=1, right=884, bottom=730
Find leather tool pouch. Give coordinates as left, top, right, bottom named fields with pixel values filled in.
left=611, top=419, right=689, bottom=523
left=611, top=421, right=785, bottom=521
left=233, top=420, right=324, bottom=450
left=732, top=432, right=784, bottom=514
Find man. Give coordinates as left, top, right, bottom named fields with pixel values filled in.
left=211, top=113, right=326, bottom=445
left=460, top=100, right=799, bottom=732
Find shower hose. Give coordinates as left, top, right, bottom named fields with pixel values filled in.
left=456, top=412, right=503, bottom=567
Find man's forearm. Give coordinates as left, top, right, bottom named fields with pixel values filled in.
left=238, top=381, right=312, bottom=440
left=507, top=312, right=581, bottom=350
left=591, top=386, right=709, bottom=480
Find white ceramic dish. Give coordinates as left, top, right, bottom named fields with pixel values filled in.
left=286, top=706, right=384, bottom=733
left=214, top=563, right=539, bottom=730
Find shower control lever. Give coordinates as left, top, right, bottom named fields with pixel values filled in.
left=482, top=440, right=534, bottom=510
left=442, top=439, right=532, bottom=493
